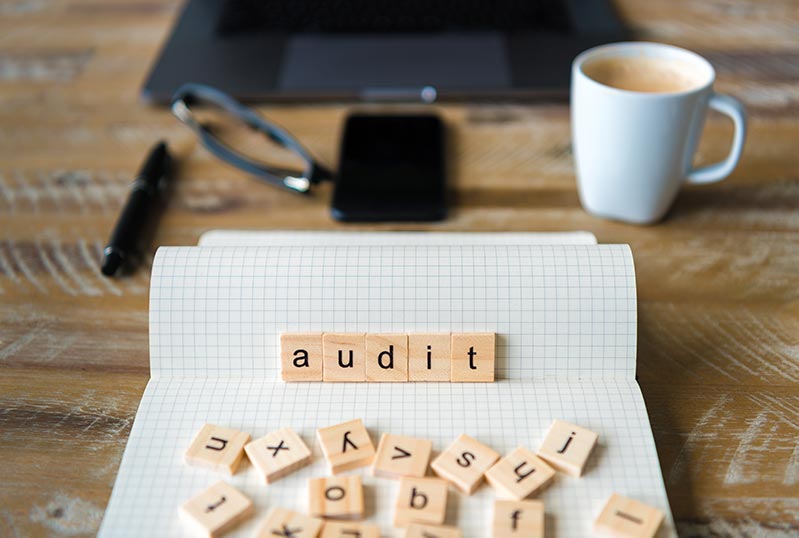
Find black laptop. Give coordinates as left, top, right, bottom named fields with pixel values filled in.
left=143, top=0, right=626, bottom=103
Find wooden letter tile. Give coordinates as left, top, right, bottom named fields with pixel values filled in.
left=408, top=333, right=451, bottom=382
left=323, top=333, right=366, bottom=382
left=450, top=333, right=495, bottom=382
left=594, top=493, right=665, bottom=538
left=406, top=524, right=463, bottom=538
left=393, top=476, right=448, bottom=527
left=320, top=521, right=380, bottom=538
left=431, top=434, right=500, bottom=494
left=244, top=427, right=312, bottom=484
left=281, top=333, right=323, bottom=382
left=485, top=447, right=555, bottom=500
left=308, top=476, right=364, bottom=520
left=492, top=500, right=544, bottom=538
left=372, top=433, right=432, bottom=479
left=185, top=424, right=250, bottom=475
left=317, top=419, right=375, bottom=473
left=366, top=333, right=408, bottom=382
left=537, top=420, right=598, bottom=477
left=180, top=480, right=253, bottom=537
left=255, top=507, right=324, bottom=538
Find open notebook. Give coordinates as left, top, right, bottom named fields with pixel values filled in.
left=99, top=233, right=675, bottom=537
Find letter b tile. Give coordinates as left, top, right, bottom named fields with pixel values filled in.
left=393, top=476, right=448, bottom=527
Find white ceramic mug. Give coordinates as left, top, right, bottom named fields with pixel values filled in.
left=571, top=42, right=747, bottom=224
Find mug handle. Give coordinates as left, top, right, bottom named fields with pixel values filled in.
left=686, top=93, right=747, bottom=184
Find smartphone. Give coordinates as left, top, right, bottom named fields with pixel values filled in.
left=332, top=114, right=446, bottom=222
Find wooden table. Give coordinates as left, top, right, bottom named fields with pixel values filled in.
left=1, top=0, right=798, bottom=535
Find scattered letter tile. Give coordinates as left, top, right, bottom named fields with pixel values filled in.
left=185, top=424, right=250, bottom=475
left=323, top=333, right=366, bottom=382
left=431, top=434, right=500, bottom=494
left=408, top=333, right=451, bottom=382
left=450, top=333, right=495, bottom=382
left=485, top=447, right=555, bottom=500
left=594, top=493, right=665, bottom=538
left=393, top=476, right=448, bottom=527
left=244, top=427, right=312, bottom=484
left=281, top=333, right=323, bottom=382
left=366, top=333, right=409, bottom=382
left=406, top=523, right=463, bottom=538
left=492, top=500, right=544, bottom=538
left=372, top=433, right=432, bottom=479
left=180, top=480, right=253, bottom=537
left=317, top=419, right=375, bottom=474
left=320, top=521, right=380, bottom=538
left=537, top=420, right=598, bottom=477
left=308, top=476, right=364, bottom=520
left=254, top=507, right=324, bottom=538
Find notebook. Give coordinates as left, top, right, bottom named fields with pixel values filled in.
left=99, top=234, right=676, bottom=537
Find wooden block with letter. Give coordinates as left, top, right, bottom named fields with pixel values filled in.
left=485, top=447, right=555, bottom=500
left=408, top=333, right=451, bottom=381
left=184, top=424, right=250, bottom=475
left=406, top=523, right=463, bottom=538
left=323, top=333, right=366, bottom=382
left=244, top=427, right=311, bottom=484
left=450, top=333, right=495, bottom=382
left=431, top=434, right=500, bottom=494
left=537, top=420, right=598, bottom=477
left=281, top=333, right=323, bottom=381
left=492, top=500, right=545, bottom=538
left=308, top=476, right=364, bottom=520
left=365, top=333, right=409, bottom=382
left=594, top=493, right=665, bottom=538
left=179, top=481, right=253, bottom=537
left=320, top=521, right=380, bottom=538
left=254, top=507, right=324, bottom=538
left=372, top=433, right=432, bottom=479
left=393, top=476, right=448, bottom=527
left=317, top=418, right=375, bottom=473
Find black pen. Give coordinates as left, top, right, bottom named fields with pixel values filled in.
left=102, top=141, right=173, bottom=276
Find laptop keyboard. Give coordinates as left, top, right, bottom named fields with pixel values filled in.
left=215, top=0, right=573, bottom=36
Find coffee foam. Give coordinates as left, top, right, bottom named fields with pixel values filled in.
left=583, top=54, right=705, bottom=94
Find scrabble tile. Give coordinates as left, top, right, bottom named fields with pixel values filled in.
left=408, top=333, right=451, bottom=382
left=485, top=447, right=555, bottom=500
left=537, top=420, right=598, bottom=477
left=180, top=480, right=253, bottom=537
left=320, top=521, right=380, bottom=538
left=492, top=500, right=544, bottom=538
left=365, top=333, right=409, bottom=382
left=281, top=333, right=323, bottom=382
left=255, top=507, right=324, bottom=538
left=594, top=493, right=665, bottom=538
left=406, top=523, right=463, bottom=538
left=431, top=434, right=500, bottom=494
left=308, top=476, right=364, bottom=520
left=185, top=424, right=250, bottom=475
left=393, top=476, right=448, bottom=527
left=372, top=433, right=432, bottom=479
left=317, top=419, right=375, bottom=474
left=450, top=333, right=495, bottom=382
left=323, top=333, right=366, bottom=382
left=244, top=427, right=312, bottom=484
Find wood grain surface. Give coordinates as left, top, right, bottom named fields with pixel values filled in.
left=1, top=0, right=798, bottom=536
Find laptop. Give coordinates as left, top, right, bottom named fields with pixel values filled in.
left=142, top=0, right=627, bottom=103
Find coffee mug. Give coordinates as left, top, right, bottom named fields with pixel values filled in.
left=571, top=42, right=747, bottom=224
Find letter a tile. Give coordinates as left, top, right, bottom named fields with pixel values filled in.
left=185, top=424, right=250, bottom=475
left=485, top=447, right=555, bottom=500
left=431, top=434, right=500, bottom=494
left=321, top=521, right=380, bottom=538
left=451, top=333, right=495, bottom=382
left=372, top=433, right=432, bottom=479
left=594, top=493, right=665, bottom=538
left=537, top=420, right=598, bottom=477
left=281, top=333, right=323, bottom=382
left=244, top=428, right=312, bottom=484
left=254, top=507, right=323, bottom=538
left=308, top=476, right=364, bottom=519
left=323, top=333, right=366, bottom=382
left=317, top=419, right=375, bottom=474
left=366, top=333, right=408, bottom=382
left=180, top=481, right=253, bottom=537
left=393, top=476, right=448, bottom=527
left=492, top=500, right=544, bottom=538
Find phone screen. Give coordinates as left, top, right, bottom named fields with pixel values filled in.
left=332, top=114, right=446, bottom=222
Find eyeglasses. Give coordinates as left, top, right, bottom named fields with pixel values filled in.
left=171, top=83, right=332, bottom=194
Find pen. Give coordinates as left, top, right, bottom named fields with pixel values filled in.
left=101, top=141, right=173, bottom=277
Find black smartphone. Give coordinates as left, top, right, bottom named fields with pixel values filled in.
left=332, top=114, right=446, bottom=222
